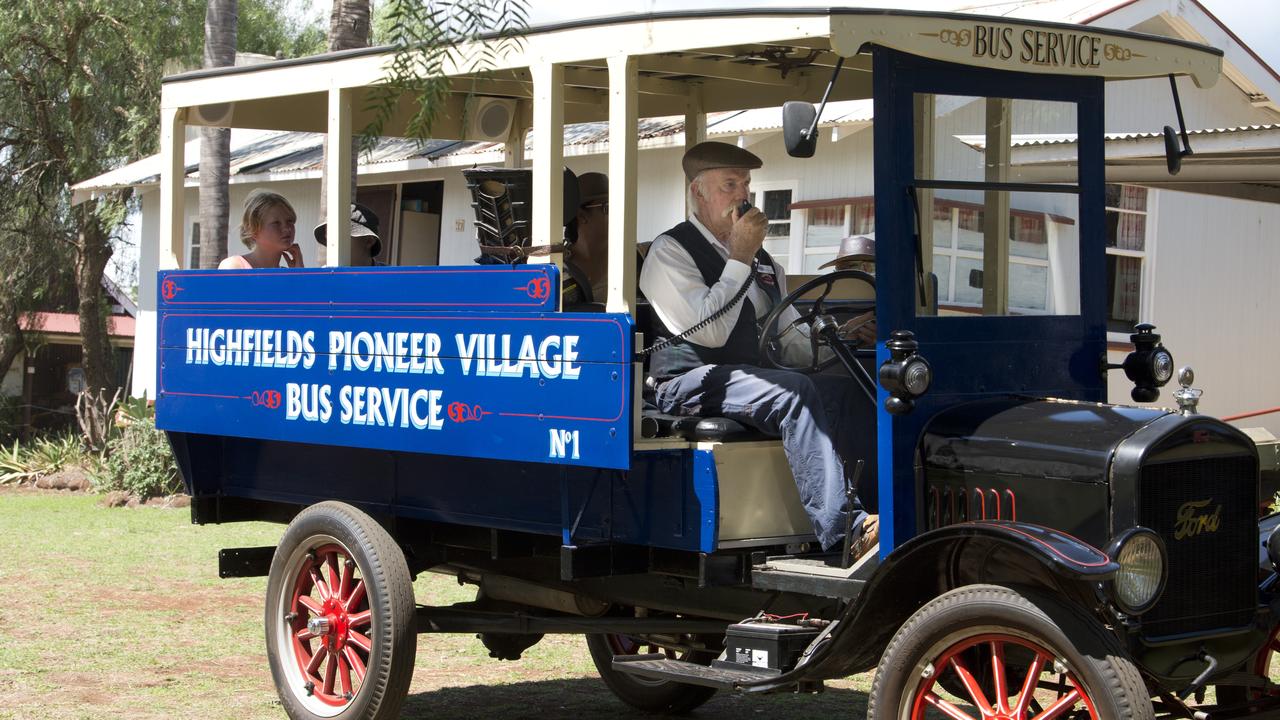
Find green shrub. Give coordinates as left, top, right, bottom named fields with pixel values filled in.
left=0, top=431, right=83, bottom=484
left=92, top=416, right=181, bottom=498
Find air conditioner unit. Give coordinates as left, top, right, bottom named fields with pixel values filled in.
left=465, top=97, right=517, bottom=143
left=190, top=102, right=235, bottom=127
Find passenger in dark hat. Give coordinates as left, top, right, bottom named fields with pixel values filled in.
left=638, top=140, right=878, bottom=558
left=314, top=203, right=382, bottom=266
left=564, top=172, right=610, bottom=303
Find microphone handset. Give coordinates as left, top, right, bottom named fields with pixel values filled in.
left=638, top=201, right=761, bottom=358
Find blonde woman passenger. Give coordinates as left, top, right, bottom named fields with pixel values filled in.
left=218, top=191, right=304, bottom=269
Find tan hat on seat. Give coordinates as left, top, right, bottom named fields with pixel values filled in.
left=681, top=141, right=762, bottom=180
left=819, top=234, right=876, bottom=270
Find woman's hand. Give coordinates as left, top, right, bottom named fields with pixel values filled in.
left=282, top=243, right=304, bottom=268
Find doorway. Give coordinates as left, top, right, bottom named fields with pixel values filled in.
left=396, top=181, right=444, bottom=266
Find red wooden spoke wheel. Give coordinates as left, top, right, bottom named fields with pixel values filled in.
left=1250, top=625, right=1280, bottom=697
left=266, top=502, right=415, bottom=720
left=1218, top=623, right=1280, bottom=708
left=284, top=543, right=373, bottom=709
left=909, top=634, right=1098, bottom=720
left=869, top=585, right=1153, bottom=720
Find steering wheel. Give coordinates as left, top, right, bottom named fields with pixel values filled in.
left=758, top=269, right=876, bottom=373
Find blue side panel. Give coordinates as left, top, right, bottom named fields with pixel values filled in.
left=159, top=265, right=560, bottom=313
left=156, top=266, right=632, bottom=470
left=612, top=449, right=719, bottom=553
left=173, top=434, right=713, bottom=553
left=872, top=49, right=1107, bottom=558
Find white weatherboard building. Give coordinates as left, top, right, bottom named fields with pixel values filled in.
left=75, top=0, right=1280, bottom=434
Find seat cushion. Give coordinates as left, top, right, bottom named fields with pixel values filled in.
left=640, top=411, right=763, bottom=442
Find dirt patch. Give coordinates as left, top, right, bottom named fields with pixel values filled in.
left=92, top=580, right=260, bottom=615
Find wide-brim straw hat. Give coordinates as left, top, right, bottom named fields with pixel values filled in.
left=819, top=234, right=876, bottom=270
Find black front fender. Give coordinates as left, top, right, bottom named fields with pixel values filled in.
left=743, top=520, right=1117, bottom=689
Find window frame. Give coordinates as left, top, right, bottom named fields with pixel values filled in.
left=931, top=204, right=1055, bottom=314
left=187, top=221, right=201, bottom=269
left=748, top=179, right=800, bottom=270
left=1103, top=183, right=1157, bottom=342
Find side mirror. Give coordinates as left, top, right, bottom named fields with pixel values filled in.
left=1163, top=126, right=1183, bottom=175
left=783, top=101, right=818, bottom=158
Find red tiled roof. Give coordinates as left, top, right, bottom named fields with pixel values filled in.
left=18, top=312, right=135, bottom=339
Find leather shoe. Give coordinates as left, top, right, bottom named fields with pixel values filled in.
left=851, top=514, right=879, bottom=559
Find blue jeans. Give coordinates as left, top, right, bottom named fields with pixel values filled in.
left=655, top=365, right=871, bottom=551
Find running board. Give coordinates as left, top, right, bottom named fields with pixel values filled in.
left=611, top=654, right=783, bottom=690
left=750, top=549, right=879, bottom=599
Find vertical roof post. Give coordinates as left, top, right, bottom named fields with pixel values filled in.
left=607, top=54, right=637, bottom=315
left=531, top=63, right=565, bottom=280
left=683, top=85, right=706, bottom=219
left=160, top=106, right=186, bottom=270
left=982, top=97, right=1011, bottom=315
left=913, top=93, right=936, bottom=314
left=504, top=100, right=527, bottom=168
left=326, top=87, right=353, bottom=267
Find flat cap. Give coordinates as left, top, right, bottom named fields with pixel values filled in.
left=682, top=141, right=762, bottom=181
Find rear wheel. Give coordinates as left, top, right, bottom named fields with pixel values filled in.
left=265, top=502, right=416, bottom=720
left=868, top=584, right=1152, bottom=720
left=585, top=632, right=719, bottom=714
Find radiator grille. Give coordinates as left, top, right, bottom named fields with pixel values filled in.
left=1138, top=455, right=1257, bottom=638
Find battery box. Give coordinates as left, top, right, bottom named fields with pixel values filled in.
left=715, top=622, right=821, bottom=675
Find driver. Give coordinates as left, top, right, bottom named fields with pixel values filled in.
left=639, top=141, right=877, bottom=557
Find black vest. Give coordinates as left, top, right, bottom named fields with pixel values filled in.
left=647, top=221, right=782, bottom=381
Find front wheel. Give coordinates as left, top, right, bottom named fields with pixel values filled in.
left=585, top=632, right=719, bottom=714
left=868, top=584, right=1152, bottom=720
left=265, top=501, right=416, bottom=720
left=1216, top=622, right=1280, bottom=709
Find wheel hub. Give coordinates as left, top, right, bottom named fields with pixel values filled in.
left=317, top=596, right=351, bottom=648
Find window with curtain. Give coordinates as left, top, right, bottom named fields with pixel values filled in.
left=1104, top=184, right=1148, bottom=334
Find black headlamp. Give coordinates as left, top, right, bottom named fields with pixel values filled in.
left=1120, top=324, right=1174, bottom=403
left=878, top=330, right=932, bottom=415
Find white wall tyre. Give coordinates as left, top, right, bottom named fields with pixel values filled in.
left=265, top=502, right=416, bottom=720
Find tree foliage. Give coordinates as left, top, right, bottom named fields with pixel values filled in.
left=0, top=0, right=325, bottom=390
left=364, top=0, right=529, bottom=146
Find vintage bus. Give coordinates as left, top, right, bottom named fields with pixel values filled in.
left=154, top=8, right=1279, bottom=720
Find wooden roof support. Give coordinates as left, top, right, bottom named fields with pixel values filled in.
left=607, top=54, right=638, bottom=316
left=326, top=87, right=353, bottom=267
left=532, top=62, right=565, bottom=280
left=160, top=106, right=186, bottom=271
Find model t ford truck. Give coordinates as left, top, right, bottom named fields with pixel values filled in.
left=153, top=8, right=1279, bottom=720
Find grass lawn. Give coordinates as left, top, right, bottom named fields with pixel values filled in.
left=0, top=488, right=873, bottom=719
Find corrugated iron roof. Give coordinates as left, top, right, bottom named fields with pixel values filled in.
left=72, top=103, right=882, bottom=198
left=959, top=123, right=1280, bottom=149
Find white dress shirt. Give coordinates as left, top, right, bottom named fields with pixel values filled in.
left=639, top=215, right=813, bottom=364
